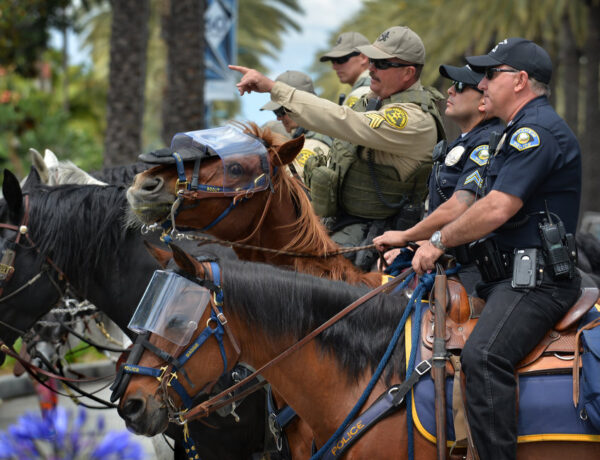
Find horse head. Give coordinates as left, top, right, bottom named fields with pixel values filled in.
left=126, top=123, right=303, bottom=233
left=117, top=243, right=241, bottom=436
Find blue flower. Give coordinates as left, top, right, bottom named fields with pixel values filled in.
left=90, top=431, right=142, bottom=459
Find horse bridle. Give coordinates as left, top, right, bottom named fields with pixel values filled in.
left=110, top=261, right=242, bottom=424
left=0, top=195, right=68, bottom=311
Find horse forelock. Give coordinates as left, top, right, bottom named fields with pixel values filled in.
left=218, top=258, right=407, bottom=383
left=27, top=184, right=131, bottom=291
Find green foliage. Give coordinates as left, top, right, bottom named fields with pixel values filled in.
left=0, top=51, right=105, bottom=179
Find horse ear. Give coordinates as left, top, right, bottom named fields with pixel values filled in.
left=271, top=135, right=305, bottom=167
left=30, top=148, right=49, bottom=184
left=22, top=166, right=41, bottom=191
left=2, top=170, right=23, bottom=218
left=143, top=240, right=172, bottom=268
left=169, top=243, right=201, bottom=277
left=44, top=149, right=59, bottom=168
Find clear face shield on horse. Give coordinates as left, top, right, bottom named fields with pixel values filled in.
left=128, top=270, right=212, bottom=347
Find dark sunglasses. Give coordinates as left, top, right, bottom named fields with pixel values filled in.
left=330, top=52, right=360, bottom=65
left=484, top=67, right=520, bottom=80
left=452, top=81, right=483, bottom=94
left=369, top=58, right=414, bottom=70
left=273, top=107, right=290, bottom=117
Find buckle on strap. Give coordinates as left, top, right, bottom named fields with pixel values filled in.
left=415, top=360, right=432, bottom=376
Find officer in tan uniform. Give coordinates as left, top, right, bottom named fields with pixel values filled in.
left=230, top=26, right=445, bottom=269
left=319, top=31, right=372, bottom=108
left=261, top=70, right=332, bottom=181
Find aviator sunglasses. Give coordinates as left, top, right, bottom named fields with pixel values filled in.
left=369, top=58, right=415, bottom=70
left=484, top=67, right=520, bottom=80
left=273, top=107, right=290, bottom=117
left=452, top=81, right=483, bottom=94
left=330, top=52, right=360, bottom=65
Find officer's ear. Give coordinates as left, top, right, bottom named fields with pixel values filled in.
left=514, top=70, right=529, bottom=93
left=272, top=135, right=304, bottom=166
left=478, top=95, right=486, bottom=114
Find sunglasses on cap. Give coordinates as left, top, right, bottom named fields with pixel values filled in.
left=484, top=67, right=520, bottom=80
left=330, top=52, right=360, bottom=65
left=369, top=58, right=415, bottom=70
left=452, top=81, right=483, bottom=94
left=273, top=107, right=290, bottom=117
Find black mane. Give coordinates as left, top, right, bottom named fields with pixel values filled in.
left=215, top=258, right=408, bottom=384
left=27, top=184, right=132, bottom=291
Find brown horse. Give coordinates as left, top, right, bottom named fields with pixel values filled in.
left=126, top=123, right=381, bottom=287
left=118, top=247, right=600, bottom=459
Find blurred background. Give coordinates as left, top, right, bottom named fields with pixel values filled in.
left=0, top=0, right=599, bottom=223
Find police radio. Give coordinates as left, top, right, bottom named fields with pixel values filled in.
left=538, top=203, right=576, bottom=279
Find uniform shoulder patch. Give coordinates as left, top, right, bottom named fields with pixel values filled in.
left=509, top=127, right=540, bottom=151
left=364, top=113, right=385, bottom=128
left=469, top=144, right=490, bottom=166
left=383, top=107, right=408, bottom=130
left=345, top=95, right=359, bottom=108
left=296, top=148, right=316, bottom=167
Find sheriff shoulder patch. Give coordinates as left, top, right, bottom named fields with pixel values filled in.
left=383, top=107, right=408, bottom=130
left=295, top=148, right=315, bottom=167
left=464, top=170, right=483, bottom=188
left=469, top=144, right=490, bottom=166
left=365, top=113, right=385, bottom=128
left=509, top=127, right=540, bottom=151
left=345, top=95, right=359, bottom=108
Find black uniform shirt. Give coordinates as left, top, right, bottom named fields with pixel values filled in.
left=428, top=117, right=504, bottom=212
left=483, top=96, right=581, bottom=251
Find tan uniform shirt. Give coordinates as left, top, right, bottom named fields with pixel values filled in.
left=271, top=80, right=437, bottom=181
left=343, top=70, right=371, bottom=108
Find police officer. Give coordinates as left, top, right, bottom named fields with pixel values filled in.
left=412, top=38, right=582, bottom=459
left=319, top=31, right=371, bottom=107
left=260, top=70, right=333, bottom=181
left=373, top=64, right=503, bottom=293
left=230, top=26, right=445, bottom=269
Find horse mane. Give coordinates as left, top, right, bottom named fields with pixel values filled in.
left=49, top=161, right=106, bottom=186
left=215, top=257, right=407, bottom=384
left=90, top=162, right=152, bottom=186
left=240, top=122, right=381, bottom=287
left=27, top=184, right=132, bottom=292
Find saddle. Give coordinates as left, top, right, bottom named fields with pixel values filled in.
left=420, top=271, right=600, bottom=375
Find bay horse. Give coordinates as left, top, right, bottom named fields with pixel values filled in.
left=126, top=123, right=382, bottom=287
left=119, top=245, right=600, bottom=459
left=0, top=169, right=269, bottom=460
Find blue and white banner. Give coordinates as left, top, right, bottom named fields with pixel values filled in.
left=205, top=0, right=237, bottom=101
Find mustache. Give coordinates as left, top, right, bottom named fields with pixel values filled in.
left=369, top=72, right=380, bottom=82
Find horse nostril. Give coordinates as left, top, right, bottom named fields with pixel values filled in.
left=121, top=398, right=146, bottom=422
left=140, top=176, right=164, bottom=193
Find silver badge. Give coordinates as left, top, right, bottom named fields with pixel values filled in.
left=444, top=146, right=465, bottom=166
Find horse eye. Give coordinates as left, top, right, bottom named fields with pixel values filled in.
left=228, top=163, right=243, bottom=177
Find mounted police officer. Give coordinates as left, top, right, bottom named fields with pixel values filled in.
left=230, top=26, right=445, bottom=270
left=374, top=64, right=503, bottom=293
left=319, top=31, right=372, bottom=108
left=412, top=38, right=582, bottom=459
left=260, top=70, right=333, bottom=181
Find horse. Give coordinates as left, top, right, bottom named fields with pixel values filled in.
left=119, top=245, right=600, bottom=459
left=0, top=169, right=269, bottom=460
left=126, top=123, right=382, bottom=287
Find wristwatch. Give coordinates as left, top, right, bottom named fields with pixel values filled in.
left=430, top=231, right=447, bottom=251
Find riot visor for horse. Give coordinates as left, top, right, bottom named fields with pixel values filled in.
left=170, top=125, right=270, bottom=195
left=128, top=270, right=211, bottom=346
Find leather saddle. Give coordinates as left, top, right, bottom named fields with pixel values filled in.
left=420, top=270, right=600, bottom=375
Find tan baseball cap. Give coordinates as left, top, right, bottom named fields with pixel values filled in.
left=261, top=70, right=315, bottom=111
left=319, top=32, right=370, bottom=61
left=356, top=26, right=425, bottom=65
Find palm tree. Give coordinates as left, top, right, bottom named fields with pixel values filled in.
left=103, top=0, right=149, bottom=166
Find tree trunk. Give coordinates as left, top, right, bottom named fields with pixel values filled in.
left=103, top=0, right=149, bottom=166
left=161, top=0, right=205, bottom=146
left=560, top=13, right=579, bottom=135
left=580, top=0, right=600, bottom=216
